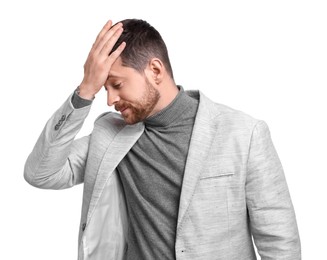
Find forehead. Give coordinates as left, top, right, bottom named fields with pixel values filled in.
left=108, top=57, right=137, bottom=79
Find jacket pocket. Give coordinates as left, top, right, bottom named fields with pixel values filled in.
left=200, top=169, right=234, bottom=180
left=187, top=169, right=234, bottom=251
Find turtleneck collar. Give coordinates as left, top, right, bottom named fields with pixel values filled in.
left=144, top=86, right=196, bottom=128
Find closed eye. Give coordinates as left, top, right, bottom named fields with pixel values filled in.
left=112, top=83, right=122, bottom=89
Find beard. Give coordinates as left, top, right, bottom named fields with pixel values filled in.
left=115, top=79, right=160, bottom=125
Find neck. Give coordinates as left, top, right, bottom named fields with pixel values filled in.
left=148, top=81, right=179, bottom=117
left=145, top=85, right=194, bottom=127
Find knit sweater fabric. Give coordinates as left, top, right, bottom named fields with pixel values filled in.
left=117, top=87, right=198, bottom=260
left=71, top=86, right=199, bottom=259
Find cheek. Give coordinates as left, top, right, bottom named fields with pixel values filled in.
left=123, top=77, right=148, bottom=97
left=120, top=90, right=142, bottom=104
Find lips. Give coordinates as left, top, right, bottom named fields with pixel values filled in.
left=115, top=104, right=128, bottom=115
left=115, top=104, right=124, bottom=112
left=115, top=102, right=131, bottom=115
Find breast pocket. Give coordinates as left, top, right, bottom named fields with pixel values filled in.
left=201, top=170, right=234, bottom=179
left=197, top=168, right=235, bottom=212
left=200, top=168, right=234, bottom=185
left=195, top=168, right=235, bottom=213
left=186, top=169, right=235, bottom=248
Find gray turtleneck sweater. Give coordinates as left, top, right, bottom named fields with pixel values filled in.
left=72, top=87, right=199, bottom=260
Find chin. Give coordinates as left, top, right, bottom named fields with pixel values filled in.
left=123, top=116, right=140, bottom=125
left=122, top=110, right=148, bottom=125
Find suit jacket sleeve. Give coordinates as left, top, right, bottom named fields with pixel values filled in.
left=246, top=120, right=301, bottom=259
left=24, top=94, right=92, bottom=189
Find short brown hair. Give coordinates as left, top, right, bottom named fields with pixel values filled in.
left=111, top=19, right=174, bottom=79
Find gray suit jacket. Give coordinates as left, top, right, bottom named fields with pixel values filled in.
left=24, top=90, right=301, bottom=260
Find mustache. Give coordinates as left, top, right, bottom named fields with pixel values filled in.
left=115, top=101, right=131, bottom=112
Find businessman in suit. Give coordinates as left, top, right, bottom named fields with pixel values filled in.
left=24, top=19, right=301, bottom=259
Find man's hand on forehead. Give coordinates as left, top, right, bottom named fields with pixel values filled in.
left=78, top=20, right=126, bottom=100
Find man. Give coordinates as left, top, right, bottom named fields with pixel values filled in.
left=24, top=19, right=301, bottom=259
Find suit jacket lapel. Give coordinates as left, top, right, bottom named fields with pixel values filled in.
left=86, top=122, right=144, bottom=223
left=177, top=91, right=221, bottom=231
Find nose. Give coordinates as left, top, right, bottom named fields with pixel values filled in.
left=107, top=89, right=120, bottom=106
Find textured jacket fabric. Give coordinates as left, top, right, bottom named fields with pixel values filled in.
left=24, top=90, right=301, bottom=260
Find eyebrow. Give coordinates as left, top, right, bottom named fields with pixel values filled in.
left=108, top=72, right=122, bottom=78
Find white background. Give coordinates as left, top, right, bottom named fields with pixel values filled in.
left=1, top=0, right=326, bottom=259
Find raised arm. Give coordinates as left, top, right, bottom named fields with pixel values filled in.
left=24, top=20, right=126, bottom=189
left=24, top=95, right=92, bottom=189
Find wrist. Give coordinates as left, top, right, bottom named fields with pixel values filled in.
left=77, top=84, right=96, bottom=100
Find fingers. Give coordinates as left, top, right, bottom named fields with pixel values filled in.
left=106, top=41, right=126, bottom=65
left=80, top=20, right=125, bottom=95
left=100, top=26, right=124, bottom=56
left=93, top=22, right=123, bottom=55
left=93, top=20, right=113, bottom=49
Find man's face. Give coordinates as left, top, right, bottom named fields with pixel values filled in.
left=104, top=58, right=160, bottom=125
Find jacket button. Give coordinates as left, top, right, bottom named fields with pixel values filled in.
left=82, top=223, right=86, bottom=231
left=54, top=115, right=66, bottom=130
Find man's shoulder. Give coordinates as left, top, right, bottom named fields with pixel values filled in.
left=95, top=111, right=124, bottom=122
left=214, top=101, right=257, bottom=121
left=93, top=111, right=127, bottom=131
left=197, top=91, right=260, bottom=128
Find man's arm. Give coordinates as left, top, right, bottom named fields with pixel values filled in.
left=246, top=120, right=301, bottom=259
left=24, top=94, right=92, bottom=189
left=24, top=20, right=126, bottom=189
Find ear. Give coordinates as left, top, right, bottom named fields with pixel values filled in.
left=145, top=58, right=164, bottom=85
